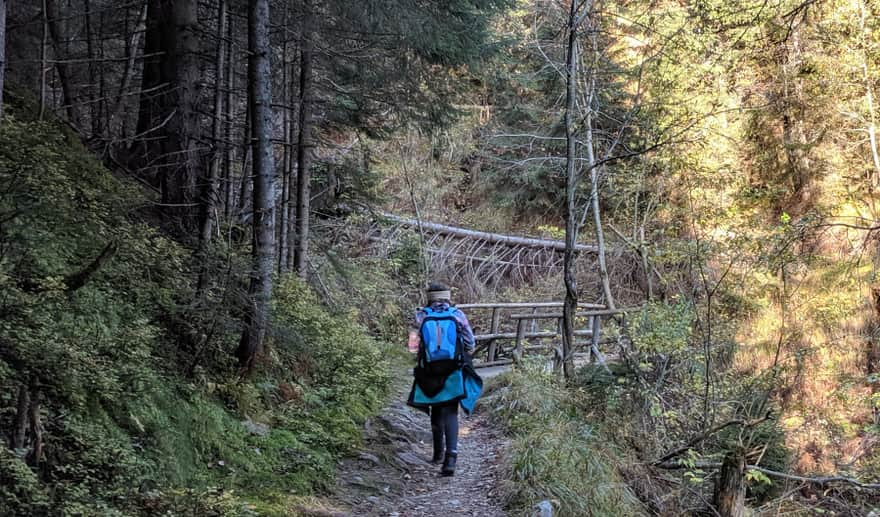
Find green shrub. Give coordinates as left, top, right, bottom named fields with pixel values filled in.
left=630, top=301, right=695, bottom=355
left=485, top=363, right=644, bottom=516
left=271, top=276, right=392, bottom=426
left=0, top=448, right=51, bottom=515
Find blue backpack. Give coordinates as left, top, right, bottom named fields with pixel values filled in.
left=419, top=306, right=461, bottom=362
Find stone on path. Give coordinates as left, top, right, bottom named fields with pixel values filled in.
left=534, top=500, right=554, bottom=517
left=358, top=452, right=381, bottom=465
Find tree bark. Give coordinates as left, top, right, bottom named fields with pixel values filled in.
left=11, top=384, right=29, bottom=450
left=45, top=0, right=78, bottom=125
left=84, top=0, right=99, bottom=137
left=0, top=0, right=5, bottom=124
left=294, top=0, right=315, bottom=278
left=286, top=51, right=299, bottom=270
left=133, top=0, right=201, bottom=230
left=223, top=12, right=235, bottom=221
left=236, top=0, right=276, bottom=369
left=278, top=5, right=290, bottom=273
left=591, top=165, right=616, bottom=310
left=39, top=0, right=48, bottom=120
left=196, top=0, right=227, bottom=295
left=584, top=28, right=616, bottom=311
left=561, top=0, right=580, bottom=380
left=27, top=387, right=43, bottom=465
left=237, top=102, right=252, bottom=221
left=381, top=213, right=598, bottom=252
left=64, top=241, right=117, bottom=291
left=108, top=2, right=148, bottom=146
left=713, top=450, right=746, bottom=517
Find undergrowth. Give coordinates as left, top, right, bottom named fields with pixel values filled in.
left=484, top=361, right=645, bottom=517
left=0, top=113, right=397, bottom=515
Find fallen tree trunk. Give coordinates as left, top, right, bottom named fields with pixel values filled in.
left=380, top=212, right=599, bottom=253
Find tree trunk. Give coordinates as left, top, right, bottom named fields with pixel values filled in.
left=713, top=450, right=746, bottom=517
left=582, top=27, right=616, bottom=311
left=0, top=0, right=5, bottom=124
left=381, top=213, right=598, bottom=252
left=27, top=387, right=43, bottom=465
left=84, top=0, right=99, bottom=138
left=97, top=8, right=107, bottom=134
left=278, top=5, right=290, bottom=273
left=857, top=0, right=880, bottom=185
left=286, top=52, right=299, bottom=270
left=196, top=0, right=227, bottom=295
left=11, top=384, right=29, bottom=450
left=779, top=30, right=810, bottom=200
left=237, top=102, right=252, bottom=221
left=39, top=0, right=48, bottom=120
left=294, top=0, right=315, bottom=279
left=108, top=2, right=148, bottom=147
left=561, top=0, right=580, bottom=380
left=591, top=165, right=616, bottom=310
left=45, top=0, right=78, bottom=125
left=133, top=0, right=201, bottom=230
left=223, top=11, right=235, bottom=220
left=236, top=0, right=276, bottom=369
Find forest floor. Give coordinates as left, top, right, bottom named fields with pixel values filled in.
left=322, top=368, right=510, bottom=517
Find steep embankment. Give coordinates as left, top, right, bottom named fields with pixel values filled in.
left=0, top=112, right=395, bottom=516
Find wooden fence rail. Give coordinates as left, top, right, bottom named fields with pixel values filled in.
left=456, top=302, right=640, bottom=367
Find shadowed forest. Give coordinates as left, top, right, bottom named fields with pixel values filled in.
left=2, top=0, right=880, bottom=515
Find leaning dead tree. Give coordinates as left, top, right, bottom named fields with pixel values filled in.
left=370, top=212, right=603, bottom=294
left=381, top=212, right=599, bottom=252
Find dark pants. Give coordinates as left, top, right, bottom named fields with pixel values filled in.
left=430, top=402, right=459, bottom=456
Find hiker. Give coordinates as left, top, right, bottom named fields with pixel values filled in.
left=406, top=282, right=483, bottom=476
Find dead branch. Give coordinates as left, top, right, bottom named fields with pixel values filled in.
left=64, top=241, right=118, bottom=292
left=655, top=460, right=880, bottom=491
left=652, top=412, right=772, bottom=465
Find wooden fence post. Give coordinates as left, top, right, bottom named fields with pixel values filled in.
left=514, top=319, right=525, bottom=363
left=589, top=315, right=599, bottom=362
left=488, top=307, right=501, bottom=362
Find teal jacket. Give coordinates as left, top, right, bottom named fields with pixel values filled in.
left=407, top=303, right=482, bottom=414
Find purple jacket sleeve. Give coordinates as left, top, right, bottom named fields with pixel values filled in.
left=454, top=309, right=475, bottom=352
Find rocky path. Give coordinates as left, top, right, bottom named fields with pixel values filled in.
left=331, top=373, right=509, bottom=517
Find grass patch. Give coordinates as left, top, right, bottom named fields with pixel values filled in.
left=483, top=362, right=645, bottom=517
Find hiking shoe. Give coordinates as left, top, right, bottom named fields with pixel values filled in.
left=431, top=450, right=444, bottom=464
left=441, top=454, right=457, bottom=476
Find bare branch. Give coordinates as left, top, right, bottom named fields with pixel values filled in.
left=653, top=412, right=772, bottom=465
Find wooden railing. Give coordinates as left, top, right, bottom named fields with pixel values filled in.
left=456, top=302, right=639, bottom=367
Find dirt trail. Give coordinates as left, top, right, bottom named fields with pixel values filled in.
left=331, top=372, right=509, bottom=516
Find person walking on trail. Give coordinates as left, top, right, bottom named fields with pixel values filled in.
left=407, top=282, right=483, bottom=477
